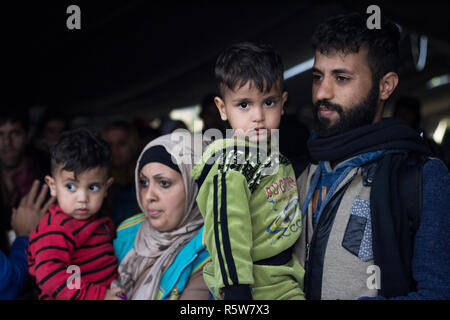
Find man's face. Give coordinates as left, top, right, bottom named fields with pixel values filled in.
left=311, top=47, right=380, bottom=137
left=0, top=121, right=27, bottom=170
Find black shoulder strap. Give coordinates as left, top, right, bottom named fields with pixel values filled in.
left=398, top=154, right=428, bottom=237
left=362, top=154, right=427, bottom=238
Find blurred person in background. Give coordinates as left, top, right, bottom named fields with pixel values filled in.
left=101, top=121, right=140, bottom=228
left=32, top=108, right=69, bottom=156
left=393, top=96, right=444, bottom=161
left=0, top=109, right=50, bottom=255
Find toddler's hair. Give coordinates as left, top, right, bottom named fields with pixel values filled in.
left=215, top=42, right=284, bottom=97
left=50, top=128, right=112, bottom=177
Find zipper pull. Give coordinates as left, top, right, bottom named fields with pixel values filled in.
left=305, top=242, right=311, bottom=263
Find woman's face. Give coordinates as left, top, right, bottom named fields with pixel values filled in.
left=138, top=162, right=186, bottom=232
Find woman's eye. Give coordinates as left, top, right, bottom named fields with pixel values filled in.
left=89, top=185, right=100, bottom=191
left=238, top=102, right=249, bottom=109
left=160, top=180, right=171, bottom=188
left=66, top=184, right=76, bottom=191
left=139, top=179, right=149, bottom=188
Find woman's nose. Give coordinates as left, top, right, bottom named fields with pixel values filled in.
left=144, top=186, right=158, bottom=202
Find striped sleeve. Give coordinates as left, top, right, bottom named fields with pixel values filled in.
left=208, top=170, right=254, bottom=299
left=29, top=225, right=106, bottom=300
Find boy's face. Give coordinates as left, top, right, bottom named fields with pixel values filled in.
left=214, top=81, right=287, bottom=142
left=45, top=166, right=114, bottom=220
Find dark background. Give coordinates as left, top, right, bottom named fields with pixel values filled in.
left=3, top=1, right=450, bottom=135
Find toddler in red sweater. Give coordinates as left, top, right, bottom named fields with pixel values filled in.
left=28, top=128, right=125, bottom=300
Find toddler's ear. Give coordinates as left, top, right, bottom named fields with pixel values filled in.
left=214, top=96, right=228, bottom=121
left=282, top=91, right=288, bottom=114
left=104, top=177, right=114, bottom=196
left=44, top=175, right=57, bottom=197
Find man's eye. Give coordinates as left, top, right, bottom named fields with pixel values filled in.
left=336, top=76, right=350, bottom=82
left=238, top=102, right=250, bottom=109
left=66, top=184, right=76, bottom=191
left=89, top=185, right=100, bottom=191
left=312, top=74, right=322, bottom=81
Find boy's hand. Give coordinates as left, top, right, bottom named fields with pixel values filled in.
left=11, top=180, right=56, bottom=236
left=104, top=287, right=127, bottom=300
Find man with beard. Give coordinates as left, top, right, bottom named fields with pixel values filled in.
left=294, top=13, right=450, bottom=299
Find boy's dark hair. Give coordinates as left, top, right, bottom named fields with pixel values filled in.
left=215, top=42, right=284, bottom=97
left=50, top=128, right=112, bottom=177
left=0, top=109, right=29, bottom=132
left=311, top=12, right=400, bottom=84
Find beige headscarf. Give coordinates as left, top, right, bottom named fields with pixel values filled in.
left=114, top=132, right=203, bottom=300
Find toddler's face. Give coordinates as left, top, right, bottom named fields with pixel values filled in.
left=45, top=166, right=113, bottom=220
left=214, top=80, right=288, bottom=142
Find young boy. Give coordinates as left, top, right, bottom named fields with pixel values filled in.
left=192, top=42, right=305, bottom=300
left=27, top=128, right=124, bottom=300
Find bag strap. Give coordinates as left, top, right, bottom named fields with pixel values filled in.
left=362, top=154, right=427, bottom=237
left=398, top=154, right=427, bottom=237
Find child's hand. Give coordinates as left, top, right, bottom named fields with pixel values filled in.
left=104, top=287, right=127, bottom=300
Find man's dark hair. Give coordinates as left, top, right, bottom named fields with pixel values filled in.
left=50, top=128, right=112, bottom=177
left=311, top=12, right=400, bottom=83
left=215, top=42, right=284, bottom=97
left=0, top=109, right=29, bottom=132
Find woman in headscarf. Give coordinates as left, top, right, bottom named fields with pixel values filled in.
left=113, top=132, right=210, bottom=300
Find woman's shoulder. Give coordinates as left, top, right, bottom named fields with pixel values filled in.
left=116, top=213, right=147, bottom=232
left=114, top=213, right=147, bottom=264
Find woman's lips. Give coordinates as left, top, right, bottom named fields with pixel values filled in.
left=147, top=209, right=162, bottom=217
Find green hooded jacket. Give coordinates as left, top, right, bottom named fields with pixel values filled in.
left=191, top=138, right=305, bottom=300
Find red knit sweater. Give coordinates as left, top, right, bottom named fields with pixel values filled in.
left=27, top=204, right=118, bottom=300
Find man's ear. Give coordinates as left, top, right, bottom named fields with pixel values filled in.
left=379, top=72, right=399, bottom=101
left=44, top=175, right=57, bottom=197
left=281, top=91, right=288, bottom=115
left=214, top=96, right=228, bottom=121
left=104, top=177, right=114, bottom=197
